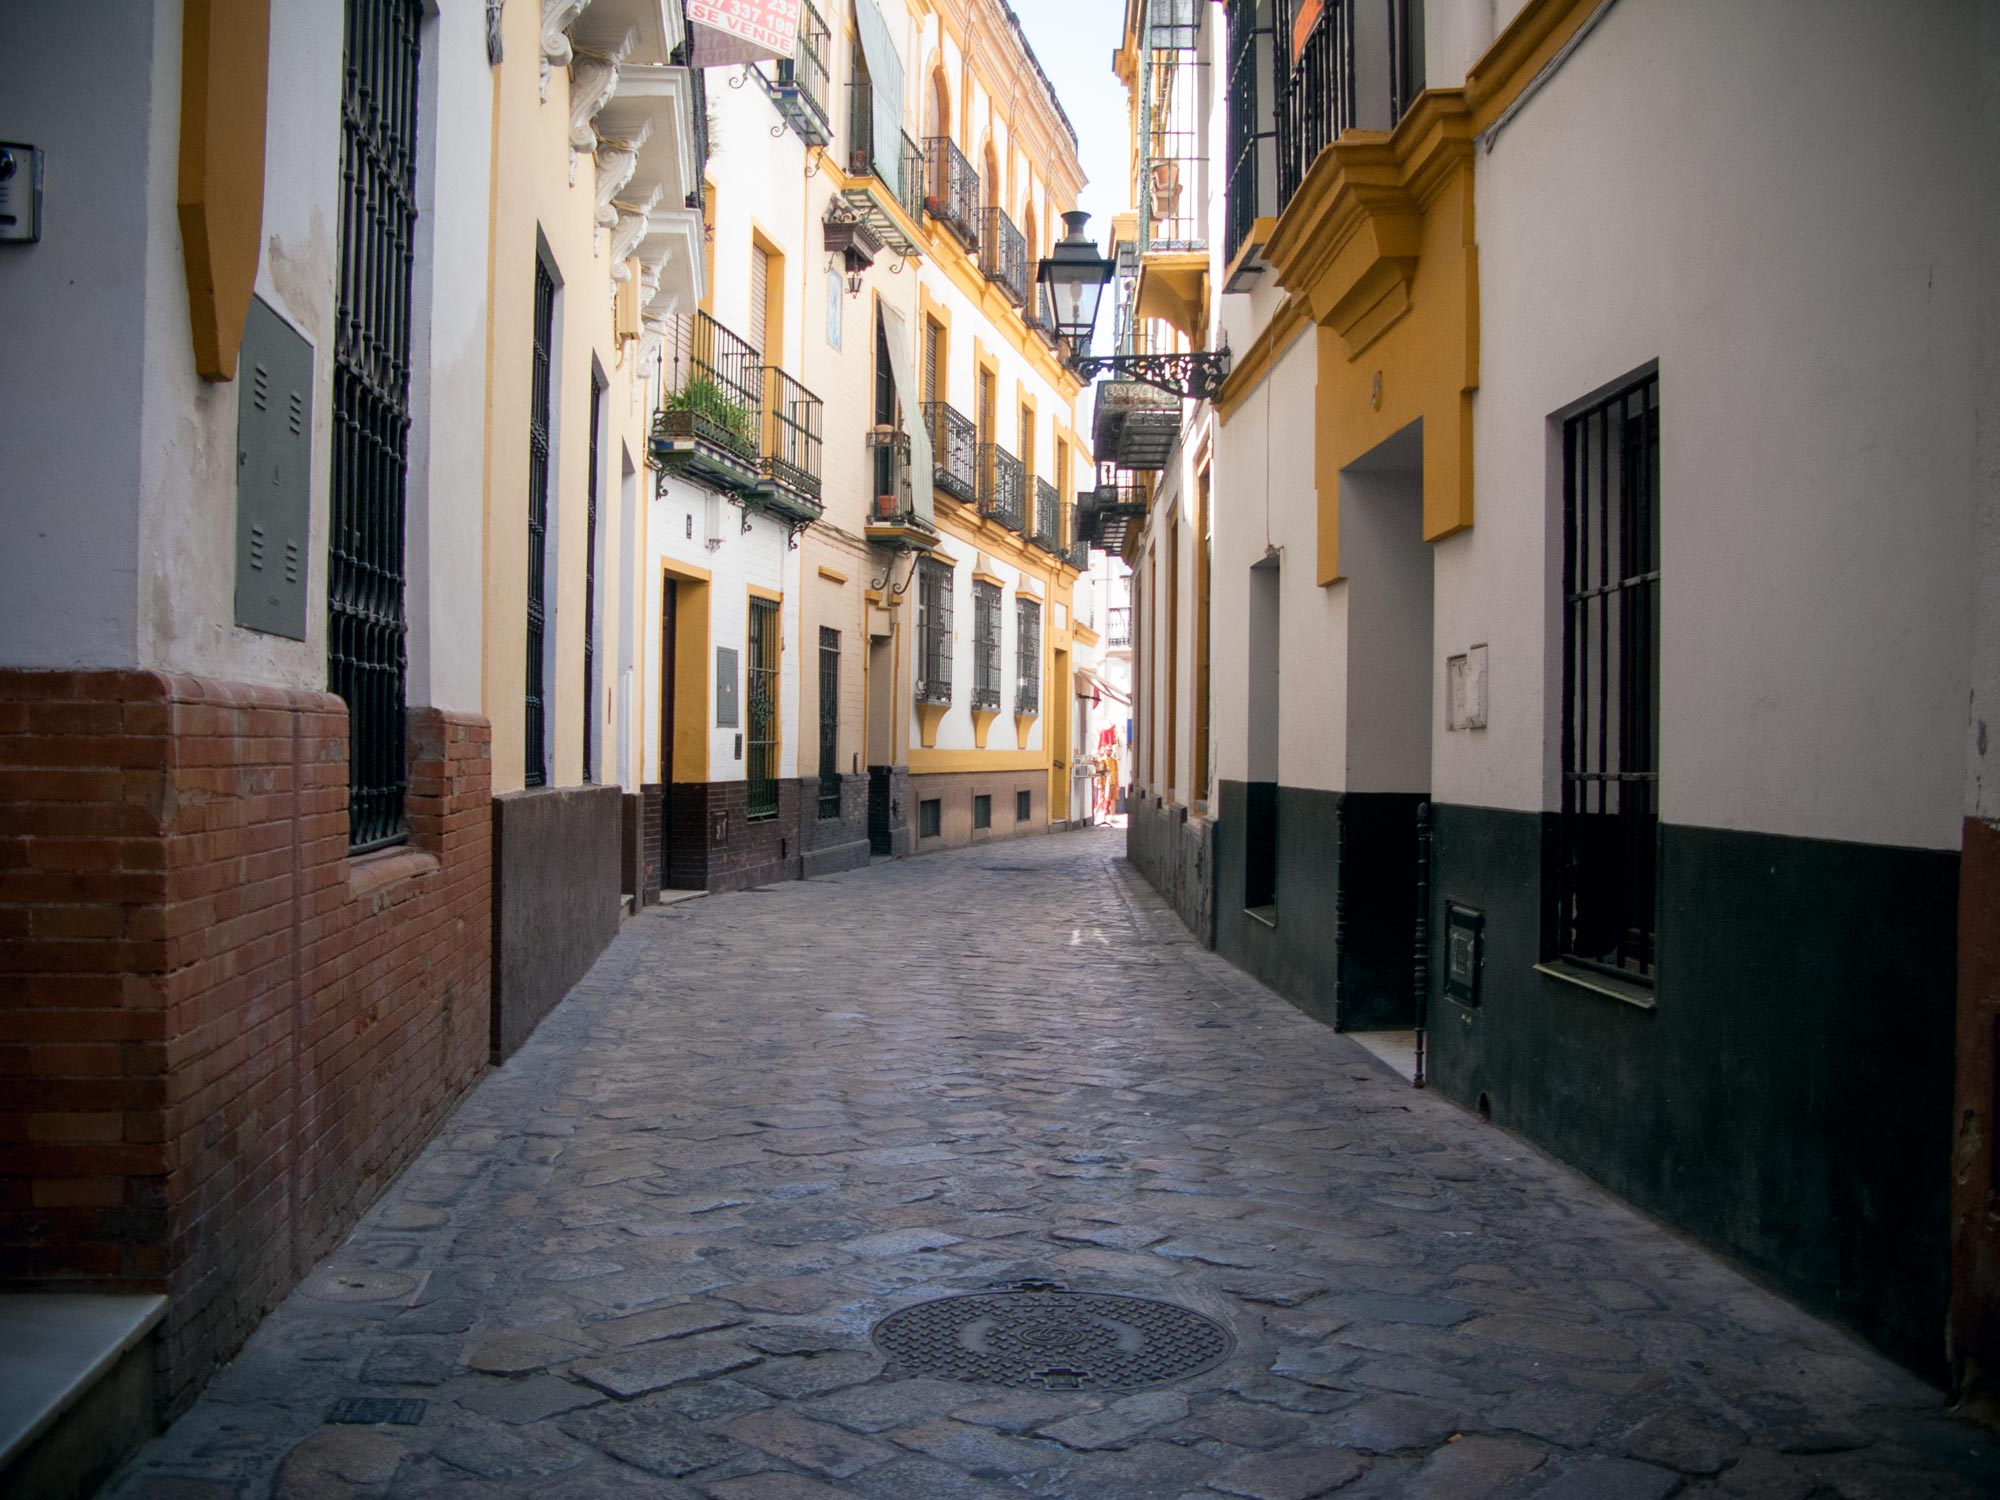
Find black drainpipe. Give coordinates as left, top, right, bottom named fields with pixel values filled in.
left=1412, top=801, right=1431, bottom=1089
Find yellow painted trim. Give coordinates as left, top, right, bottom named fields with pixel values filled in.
left=1219, top=214, right=1279, bottom=294
left=909, top=747, right=1046, bottom=775
left=665, top=557, right=714, bottom=583
left=971, top=567, right=1006, bottom=590
left=701, top=177, right=718, bottom=316
left=916, top=701, right=948, bottom=749
left=919, top=286, right=953, bottom=404
left=1135, top=251, right=1208, bottom=348
left=176, top=0, right=270, bottom=381
left=1466, top=0, right=1610, bottom=130
left=1215, top=293, right=1311, bottom=420
left=1072, top=622, right=1101, bottom=647
left=971, top=707, right=999, bottom=749
left=816, top=565, right=849, bottom=584
left=748, top=583, right=784, bottom=604
left=1012, top=713, right=1039, bottom=750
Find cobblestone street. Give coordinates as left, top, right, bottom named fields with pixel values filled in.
left=106, top=831, right=2000, bottom=1499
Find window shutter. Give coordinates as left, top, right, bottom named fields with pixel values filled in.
left=923, top=319, right=939, bottom=405
left=749, top=244, right=770, bottom=356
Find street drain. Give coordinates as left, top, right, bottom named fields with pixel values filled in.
left=871, top=1288, right=1232, bottom=1392
left=299, top=1268, right=421, bottom=1304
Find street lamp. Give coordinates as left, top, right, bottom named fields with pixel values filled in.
left=1033, top=209, right=1231, bottom=402
left=1036, top=210, right=1116, bottom=348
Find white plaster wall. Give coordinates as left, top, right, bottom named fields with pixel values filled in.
left=911, top=532, right=1046, bottom=754
left=1208, top=332, right=1342, bottom=793
left=0, top=0, right=157, bottom=670
left=1458, top=0, right=1977, bottom=851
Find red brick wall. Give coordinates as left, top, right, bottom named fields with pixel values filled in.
left=0, top=670, right=491, bottom=1413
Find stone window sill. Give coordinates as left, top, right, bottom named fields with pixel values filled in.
left=1245, top=904, right=1277, bottom=930
left=1534, top=960, right=1656, bottom=1013
left=348, top=846, right=440, bottom=901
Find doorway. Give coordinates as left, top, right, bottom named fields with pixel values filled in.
left=659, top=577, right=680, bottom=881
left=1051, top=647, right=1071, bottom=823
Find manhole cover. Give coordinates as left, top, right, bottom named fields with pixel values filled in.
left=300, top=1268, right=419, bottom=1304
left=872, top=1289, right=1232, bottom=1391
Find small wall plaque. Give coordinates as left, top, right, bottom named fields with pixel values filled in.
left=716, top=646, right=739, bottom=726
left=1444, top=903, right=1484, bottom=1005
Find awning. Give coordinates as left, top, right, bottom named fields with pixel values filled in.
left=853, top=0, right=905, bottom=200
left=878, top=302, right=933, bottom=527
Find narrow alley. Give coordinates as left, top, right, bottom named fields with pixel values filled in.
left=103, top=832, right=1999, bottom=1499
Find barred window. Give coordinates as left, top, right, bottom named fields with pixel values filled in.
left=1551, top=370, right=1660, bottom=985
left=916, top=558, right=953, bottom=705
left=747, top=598, right=781, bottom=820
left=1016, top=598, right=1041, bottom=715
left=524, top=257, right=554, bottom=788
left=329, top=0, right=422, bottom=851
left=582, top=374, right=602, bottom=781
left=972, top=580, right=1002, bottom=710
left=818, top=627, right=840, bottom=819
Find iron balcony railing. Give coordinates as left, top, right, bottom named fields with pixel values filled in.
left=1024, top=282, right=1063, bottom=348
left=1278, top=0, right=1426, bottom=210
left=924, top=400, right=978, bottom=504
left=670, top=36, right=709, bottom=211
left=760, top=365, right=823, bottom=504
left=1224, top=0, right=1274, bottom=267
left=770, top=0, right=831, bottom=142
left=981, top=443, right=1025, bottom=531
left=1031, top=477, right=1061, bottom=551
left=1106, top=606, right=1132, bottom=646
left=978, top=206, right=1027, bottom=305
left=923, top=135, right=980, bottom=250
left=658, top=310, right=762, bottom=466
left=865, top=425, right=928, bottom=530
left=847, top=82, right=925, bottom=222
left=1059, top=500, right=1088, bottom=569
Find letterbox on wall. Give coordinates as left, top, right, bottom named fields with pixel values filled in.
left=234, top=296, right=312, bottom=639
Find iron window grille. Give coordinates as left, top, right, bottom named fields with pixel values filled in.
left=915, top=557, right=954, bottom=706
left=1017, top=789, right=1031, bottom=821
left=583, top=375, right=602, bottom=781
left=1224, top=0, right=1277, bottom=267
left=1551, top=369, right=1660, bottom=985
left=524, top=258, right=554, bottom=788
left=981, top=443, right=1025, bottom=531
left=1106, top=606, right=1132, bottom=647
left=919, top=797, right=941, bottom=838
left=1016, top=598, right=1041, bottom=715
left=974, top=793, right=992, bottom=830
left=1278, top=0, right=1425, bottom=212
left=747, top=597, right=781, bottom=820
left=1032, top=478, right=1061, bottom=551
left=923, top=134, right=980, bottom=250
left=1141, top=2, right=1209, bottom=252
left=329, top=0, right=421, bottom=852
left=925, top=400, right=978, bottom=504
left=972, top=580, right=1002, bottom=710
left=819, top=626, right=841, bottom=818
left=978, top=206, right=1028, bottom=304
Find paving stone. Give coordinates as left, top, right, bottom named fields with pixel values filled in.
left=889, top=1417, right=1060, bottom=1475
left=458, top=1371, right=606, bottom=1423
left=1323, top=1395, right=1467, bottom=1454
left=571, top=1340, right=761, bottom=1397
left=1178, top=1399, right=1310, bottom=1450
left=657, top=1378, right=775, bottom=1422
left=1526, top=1456, right=1684, bottom=1499
left=712, top=1277, right=852, bottom=1315
left=841, top=1227, right=963, bottom=1258
left=358, top=1340, right=460, bottom=1386
left=467, top=1328, right=590, bottom=1372
left=1456, top=1315, right=1639, bottom=1365
left=736, top=1352, right=886, bottom=1398
left=585, top=1303, right=745, bottom=1348
left=704, top=1474, right=854, bottom=1500
left=1206, top=1445, right=1367, bottom=1499
left=429, top=1422, right=589, bottom=1480
left=1041, top=1439, right=1222, bottom=1499
left=1619, top=1410, right=1743, bottom=1475
left=801, top=1378, right=975, bottom=1433
left=1402, top=1435, right=1546, bottom=1498
left=272, top=1430, right=405, bottom=1500
left=951, top=1390, right=1107, bottom=1432
left=559, top=1401, right=748, bottom=1477
left=851, top=1454, right=1036, bottom=1499
left=1041, top=1390, right=1190, bottom=1450
left=720, top=1408, right=898, bottom=1478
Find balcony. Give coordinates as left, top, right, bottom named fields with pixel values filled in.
left=1023, top=283, right=1064, bottom=350
left=978, top=206, right=1027, bottom=306
left=1030, top=477, right=1061, bottom=552
left=924, top=401, right=978, bottom=505
left=980, top=444, right=1026, bottom=531
left=651, top=311, right=763, bottom=493
left=756, top=366, right=824, bottom=524
left=863, top=425, right=939, bottom=547
left=1278, top=0, right=1426, bottom=210
left=1106, top=605, right=1131, bottom=646
left=1059, top=500, right=1090, bottom=570
left=1076, top=464, right=1149, bottom=553
left=1091, top=378, right=1181, bottom=470
left=845, top=82, right=924, bottom=255
left=758, top=0, right=832, bottom=146
left=923, top=135, right=980, bottom=251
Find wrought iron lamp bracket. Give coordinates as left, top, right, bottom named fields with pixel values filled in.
left=1069, top=344, right=1231, bottom=402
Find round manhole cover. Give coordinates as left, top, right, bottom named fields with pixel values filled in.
left=872, top=1290, right=1233, bottom=1392
left=300, top=1269, right=417, bottom=1304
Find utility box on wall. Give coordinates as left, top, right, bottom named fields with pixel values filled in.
left=234, top=297, right=313, bottom=640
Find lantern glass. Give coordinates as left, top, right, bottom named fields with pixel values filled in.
left=1036, top=210, right=1115, bottom=347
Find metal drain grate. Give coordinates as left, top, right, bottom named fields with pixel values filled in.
left=872, top=1289, right=1232, bottom=1392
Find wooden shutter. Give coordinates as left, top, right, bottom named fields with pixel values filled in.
left=922, top=318, right=939, bottom=405
left=749, top=244, right=770, bottom=356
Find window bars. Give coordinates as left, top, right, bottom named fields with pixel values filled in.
left=1553, top=370, right=1660, bottom=984
left=819, top=627, right=841, bottom=818
left=847, top=76, right=925, bottom=222
left=583, top=375, right=602, bottom=781
left=524, top=258, right=554, bottom=789
left=1224, top=0, right=1276, bottom=267
left=1141, top=0, right=1209, bottom=252
left=923, top=134, right=980, bottom=250
left=1277, top=0, right=1425, bottom=212
left=973, top=580, right=1002, bottom=711
left=978, top=206, right=1028, bottom=304
left=1033, top=478, right=1061, bottom=552
left=915, top=558, right=954, bottom=705
left=1015, top=598, right=1042, bottom=715
left=981, top=443, right=1025, bottom=531
left=747, top=597, right=781, bottom=820
left=926, top=401, right=978, bottom=504
left=329, top=0, right=421, bottom=852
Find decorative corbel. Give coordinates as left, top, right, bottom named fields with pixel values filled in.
left=593, top=121, right=651, bottom=228
left=568, top=29, right=633, bottom=153
left=540, top=0, right=590, bottom=99
left=608, top=187, right=662, bottom=275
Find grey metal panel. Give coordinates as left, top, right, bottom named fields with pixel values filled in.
left=235, top=296, right=313, bottom=639
left=715, top=646, right=739, bottom=727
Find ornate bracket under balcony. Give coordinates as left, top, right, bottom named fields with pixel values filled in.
left=1070, top=347, right=1230, bottom=403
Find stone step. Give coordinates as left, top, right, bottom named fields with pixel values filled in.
left=0, top=1293, right=166, bottom=1500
